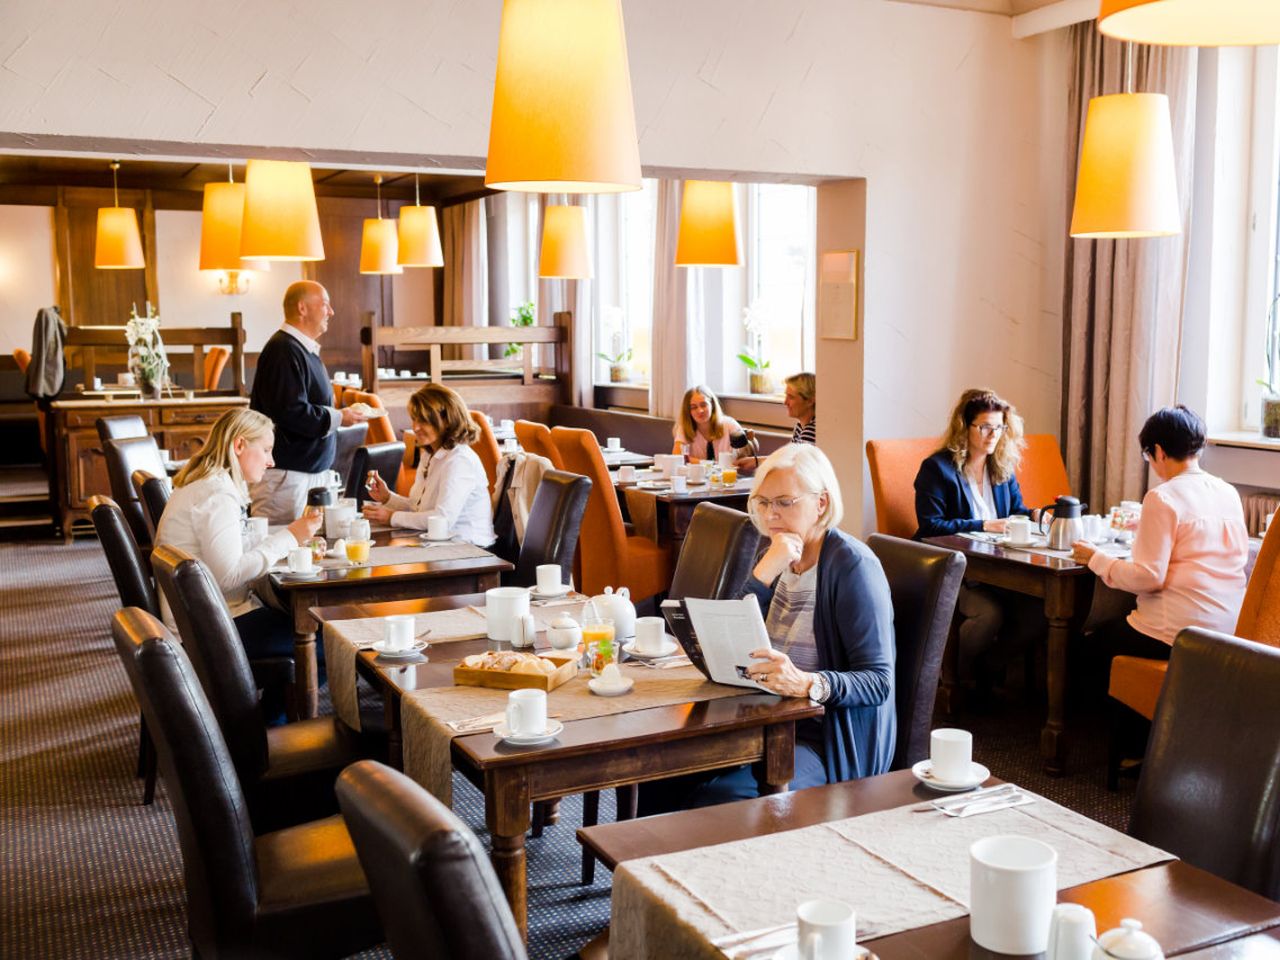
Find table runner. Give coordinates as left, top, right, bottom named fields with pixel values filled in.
left=611, top=791, right=1172, bottom=960
left=400, top=663, right=751, bottom=805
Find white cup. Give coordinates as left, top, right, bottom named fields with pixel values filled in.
left=334, top=371, right=348, bottom=382
left=325, top=504, right=356, bottom=539
left=1047, top=903, right=1097, bottom=960
left=486, top=586, right=531, bottom=643
left=969, top=835, right=1058, bottom=955
left=502, top=437, right=519, bottom=454
left=536, top=563, right=563, bottom=595
left=399, top=369, right=412, bottom=378
left=930, top=728, right=972, bottom=783
left=92, top=376, right=103, bottom=390
left=287, top=546, right=314, bottom=574
left=1006, top=515, right=1033, bottom=545
left=245, top=516, right=269, bottom=547
left=617, top=465, right=636, bottom=483
left=499, top=419, right=515, bottom=433
left=671, top=475, right=688, bottom=494
left=323, top=469, right=342, bottom=489
left=687, top=462, right=707, bottom=484
left=117, top=372, right=135, bottom=387
left=383, top=614, right=415, bottom=652
left=717, top=450, right=736, bottom=470
left=348, top=517, right=371, bottom=542
left=796, top=899, right=857, bottom=960
left=634, top=616, right=667, bottom=655
left=606, top=436, right=622, bottom=451
left=1081, top=514, right=1104, bottom=542
left=427, top=515, right=450, bottom=540
left=506, top=688, right=547, bottom=737
left=655, top=454, right=679, bottom=478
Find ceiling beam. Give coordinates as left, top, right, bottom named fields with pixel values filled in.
left=1012, top=0, right=1095, bottom=37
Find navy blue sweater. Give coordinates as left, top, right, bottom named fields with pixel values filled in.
left=913, top=449, right=1031, bottom=539
left=250, top=330, right=336, bottom=474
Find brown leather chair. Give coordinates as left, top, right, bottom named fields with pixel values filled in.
left=514, top=419, right=566, bottom=469
left=668, top=502, right=761, bottom=602
left=344, top=441, right=407, bottom=509
left=151, top=545, right=379, bottom=834
left=1129, top=627, right=1280, bottom=900
left=103, top=436, right=166, bottom=554
left=203, top=345, right=230, bottom=391
left=333, top=421, right=370, bottom=490
left=550, top=426, right=671, bottom=600
left=90, top=495, right=160, bottom=804
left=336, top=760, right=526, bottom=960
left=110, top=608, right=381, bottom=959
left=866, top=533, right=966, bottom=770
left=95, top=414, right=148, bottom=443
left=509, top=470, right=592, bottom=588
left=470, top=410, right=502, bottom=497
left=130, top=469, right=171, bottom=542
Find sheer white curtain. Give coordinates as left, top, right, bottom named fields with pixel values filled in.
left=537, top=194, right=596, bottom=407
left=442, top=198, right=488, bottom=361
left=649, top=179, right=706, bottom=419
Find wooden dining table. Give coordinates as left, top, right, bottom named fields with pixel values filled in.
left=311, top=593, right=822, bottom=942
left=579, top=769, right=1280, bottom=959
left=615, top=473, right=753, bottom=544
left=271, top=531, right=512, bottom=718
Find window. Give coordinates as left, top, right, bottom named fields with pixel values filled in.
left=594, top=179, right=657, bottom=385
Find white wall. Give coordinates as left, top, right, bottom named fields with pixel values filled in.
left=0, top=205, right=57, bottom=354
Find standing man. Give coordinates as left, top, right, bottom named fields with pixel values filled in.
left=250, top=280, right=366, bottom=523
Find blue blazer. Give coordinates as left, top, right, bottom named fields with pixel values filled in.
left=745, top=529, right=896, bottom=783
left=913, top=450, right=1031, bottom=539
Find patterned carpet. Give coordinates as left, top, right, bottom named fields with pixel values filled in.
left=0, top=535, right=1136, bottom=959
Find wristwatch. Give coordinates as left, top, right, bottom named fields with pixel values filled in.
left=808, top=672, right=831, bottom=704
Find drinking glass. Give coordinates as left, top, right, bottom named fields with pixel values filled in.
left=582, top=617, right=615, bottom=676
left=345, top=539, right=372, bottom=564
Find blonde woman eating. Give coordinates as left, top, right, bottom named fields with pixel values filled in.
left=672, top=385, right=752, bottom=466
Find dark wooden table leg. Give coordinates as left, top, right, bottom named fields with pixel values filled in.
left=1040, top=577, right=1077, bottom=776
left=384, top=693, right=402, bottom=768
left=487, top=771, right=532, bottom=941
left=293, top=629, right=319, bottom=719
left=757, top=721, right=797, bottom=795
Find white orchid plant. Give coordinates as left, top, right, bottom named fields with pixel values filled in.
left=737, top=299, right=771, bottom=373
left=125, top=302, right=169, bottom=389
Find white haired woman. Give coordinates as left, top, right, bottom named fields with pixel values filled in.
left=641, top=444, right=896, bottom=812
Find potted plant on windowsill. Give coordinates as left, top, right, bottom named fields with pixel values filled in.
left=596, top=348, right=634, bottom=383
left=502, top=302, right=536, bottom=359
left=737, top=346, right=773, bottom=395
left=1260, top=292, right=1280, bottom=439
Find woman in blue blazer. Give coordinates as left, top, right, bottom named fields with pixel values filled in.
left=914, top=388, right=1038, bottom=691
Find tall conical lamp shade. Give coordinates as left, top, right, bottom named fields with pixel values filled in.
left=398, top=205, right=443, bottom=267
left=1100, top=0, right=1280, bottom=46
left=486, top=0, right=641, bottom=193
left=675, top=181, right=739, bottom=266
left=239, top=159, right=324, bottom=261
left=199, top=181, right=246, bottom=270
left=538, top=205, right=592, bottom=279
left=360, top=218, right=402, bottom=274
left=95, top=208, right=145, bottom=269
left=1070, top=93, right=1180, bottom=239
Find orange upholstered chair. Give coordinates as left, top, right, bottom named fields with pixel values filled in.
left=203, top=347, right=229, bottom=391
left=865, top=437, right=938, bottom=539
left=469, top=411, right=501, bottom=497
left=13, top=348, right=31, bottom=373
left=550, top=426, right=671, bottom=600
left=514, top=420, right=565, bottom=469
left=396, top=430, right=416, bottom=497
left=343, top=390, right=395, bottom=444
left=1014, top=434, right=1072, bottom=512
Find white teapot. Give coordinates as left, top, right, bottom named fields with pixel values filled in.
left=1093, top=919, right=1164, bottom=960
left=590, top=586, right=636, bottom=639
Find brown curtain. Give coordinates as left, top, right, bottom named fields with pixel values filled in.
left=441, top=198, right=488, bottom=361
left=1062, top=24, right=1197, bottom=513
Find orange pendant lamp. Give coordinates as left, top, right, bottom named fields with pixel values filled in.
left=94, top=161, right=145, bottom=270
left=239, top=159, right=324, bottom=261
left=200, top=166, right=270, bottom=294
left=360, top=175, right=402, bottom=275
left=486, top=0, right=641, bottom=193
left=1099, top=0, right=1280, bottom=46
left=397, top=174, right=444, bottom=268
left=538, top=205, right=593, bottom=279
left=675, top=181, right=740, bottom=266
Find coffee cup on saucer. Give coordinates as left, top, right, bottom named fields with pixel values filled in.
left=506, top=688, right=547, bottom=737
left=606, top=436, right=622, bottom=451
left=536, top=563, right=565, bottom=596
left=633, top=616, right=667, bottom=655
left=687, top=462, right=707, bottom=484
left=287, top=546, right=314, bottom=575
left=671, top=476, right=688, bottom=494
left=383, top=615, right=415, bottom=652
left=796, top=899, right=857, bottom=960
left=1005, top=515, right=1033, bottom=545
left=426, top=515, right=450, bottom=540
left=616, top=464, right=636, bottom=483
left=930, top=728, right=972, bottom=782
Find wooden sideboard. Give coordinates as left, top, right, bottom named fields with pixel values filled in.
left=49, top=396, right=249, bottom=542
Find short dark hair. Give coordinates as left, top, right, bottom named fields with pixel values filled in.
left=1138, top=405, right=1205, bottom=461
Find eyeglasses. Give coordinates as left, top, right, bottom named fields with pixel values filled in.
left=750, top=492, right=817, bottom=513
left=972, top=424, right=1006, bottom=438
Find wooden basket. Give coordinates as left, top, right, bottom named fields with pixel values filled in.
left=453, top=654, right=578, bottom=692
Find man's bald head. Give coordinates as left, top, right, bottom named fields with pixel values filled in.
left=283, top=281, right=333, bottom=340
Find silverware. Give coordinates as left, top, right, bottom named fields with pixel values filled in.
left=939, top=792, right=1035, bottom=818
left=914, top=783, right=1016, bottom=812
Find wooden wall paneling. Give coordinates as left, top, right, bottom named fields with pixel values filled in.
left=304, top=196, right=389, bottom=371
left=143, top=191, right=159, bottom=310
left=60, top=186, right=149, bottom=327
left=54, top=188, right=73, bottom=323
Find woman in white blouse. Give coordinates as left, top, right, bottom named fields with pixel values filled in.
left=155, top=408, right=321, bottom=721
left=361, top=384, right=496, bottom=546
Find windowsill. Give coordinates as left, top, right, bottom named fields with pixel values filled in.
left=594, top=381, right=650, bottom=389
left=718, top=391, right=784, bottom=403
left=1208, top=432, right=1280, bottom=452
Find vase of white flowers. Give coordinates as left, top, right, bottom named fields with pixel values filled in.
left=738, top=300, right=773, bottom=395
left=126, top=302, right=169, bottom=399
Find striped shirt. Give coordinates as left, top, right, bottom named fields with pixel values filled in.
left=791, top=418, right=816, bottom=445
left=765, top=564, right=819, bottom=672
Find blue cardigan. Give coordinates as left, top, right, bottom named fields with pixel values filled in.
left=744, top=529, right=896, bottom=783
left=913, top=450, right=1031, bottom=539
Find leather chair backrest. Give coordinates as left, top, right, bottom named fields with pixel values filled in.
left=864, top=438, right=939, bottom=539
left=336, top=760, right=527, bottom=960
left=103, top=436, right=166, bottom=551
left=1130, top=627, right=1280, bottom=900
left=512, top=471, right=592, bottom=587
left=89, top=495, right=159, bottom=615
left=549, top=426, right=628, bottom=596
left=151, top=545, right=270, bottom=781
left=469, top=411, right=501, bottom=497
left=95, top=414, right=148, bottom=444
left=513, top=420, right=565, bottom=470
left=343, top=390, right=395, bottom=444
left=1237, top=520, right=1280, bottom=646
left=203, top=346, right=230, bottom=391
left=131, top=469, right=171, bottom=541
left=345, top=442, right=407, bottom=508
left=334, top=422, right=371, bottom=489
left=669, top=502, right=761, bottom=602
left=110, top=608, right=259, bottom=953
left=866, top=533, right=966, bottom=771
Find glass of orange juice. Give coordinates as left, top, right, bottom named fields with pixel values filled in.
left=581, top=617, right=615, bottom=675
left=722, top=466, right=738, bottom=485
left=345, top=539, right=372, bottom=565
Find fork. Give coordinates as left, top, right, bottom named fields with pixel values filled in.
left=938, top=792, right=1035, bottom=818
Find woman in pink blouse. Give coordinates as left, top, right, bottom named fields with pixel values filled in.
left=1072, top=405, right=1249, bottom=658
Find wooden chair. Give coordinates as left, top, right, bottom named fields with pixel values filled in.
left=203, top=346, right=230, bottom=391
left=469, top=411, right=501, bottom=497
left=342, top=390, right=395, bottom=444
left=514, top=420, right=565, bottom=469
left=549, top=426, right=671, bottom=600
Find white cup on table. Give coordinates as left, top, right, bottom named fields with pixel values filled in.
left=796, top=899, right=857, bottom=960
left=506, top=688, right=547, bottom=737
left=606, top=436, right=622, bottom=451
left=633, top=616, right=667, bottom=655
left=383, top=614, right=415, bottom=652
left=426, top=515, right=450, bottom=540
left=502, top=437, right=518, bottom=454
left=671, top=475, right=688, bottom=494
left=717, top=450, right=736, bottom=470
left=969, top=835, right=1058, bottom=955
left=486, top=587, right=530, bottom=643
left=616, top=465, right=636, bottom=483
left=1006, top=515, right=1033, bottom=545
left=287, top=546, right=314, bottom=574
left=1081, top=514, right=1104, bottom=542
left=349, top=517, right=371, bottom=542
left=536, top=563, right=563, bottom=595
left=687, top=462, right=707, bottom=484
left=91, top=376, right=103, bottom=391
left=930, top=728, right=972, bottom=782
left=499, top=418, right=515, bottom=433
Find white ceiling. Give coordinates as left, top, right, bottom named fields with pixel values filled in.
left=887, top=0, right=1076, bottom=16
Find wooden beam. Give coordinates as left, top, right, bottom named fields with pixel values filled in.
left=366, top=325, right=566, bottom=346
left=1011, top=0, right=1095, bottom=37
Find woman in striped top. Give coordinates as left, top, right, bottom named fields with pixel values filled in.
left=785, top=372, right=816, bottom=444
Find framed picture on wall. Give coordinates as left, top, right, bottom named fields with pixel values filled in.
left=818, top=249, right=859, bottom=341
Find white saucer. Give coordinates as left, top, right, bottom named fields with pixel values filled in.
left=999, top=536, right=1039, bottom=548
left=372, top=639, right=428, bottom=659
left=419, top=532, right=454, bottom=542
left=773, top=944, right=872, bottom=959
left=278, top=568, right=325, bottom=581
left=530, top=583, right=572, bottom=599
left=637, top=480, right=671, bottom=490
left=911, top=759, right=991, bottom=792
left=622, top=637, right=680, bottom=659
left=493, top=719, right=564, bottom=745
left=588, top=676, right=634, bottom=696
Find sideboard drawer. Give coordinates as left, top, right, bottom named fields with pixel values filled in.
left=160, top=405, right=233, bottom=426
left=64, top=407, right=157, bottom=428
